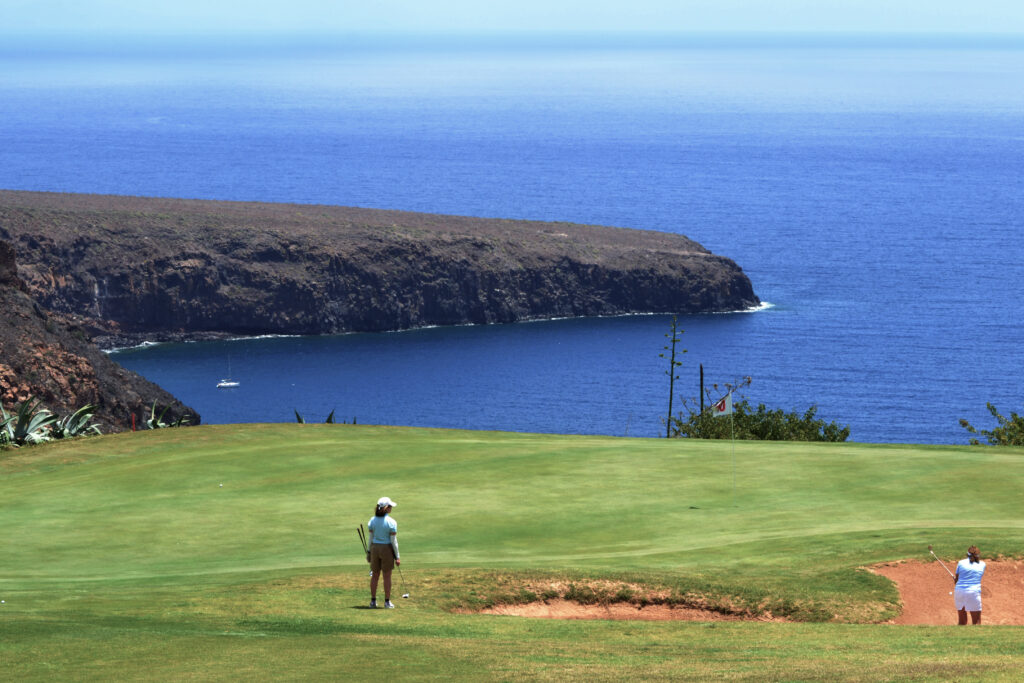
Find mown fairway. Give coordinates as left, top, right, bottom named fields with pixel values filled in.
left=2, top=424, right=1024, bottom=681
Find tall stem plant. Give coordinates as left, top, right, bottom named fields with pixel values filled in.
left=660, top=316, right=685, bottom=438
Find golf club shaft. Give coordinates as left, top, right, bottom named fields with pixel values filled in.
left=397, top=564, right=408, bottom=597
left=930, top=550, right=956, bottom=578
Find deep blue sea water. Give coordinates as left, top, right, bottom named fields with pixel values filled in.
left=2, top=35, right=1023, bottom=442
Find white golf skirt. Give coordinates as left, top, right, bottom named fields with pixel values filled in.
left=954, top=588, right=982, bottom=612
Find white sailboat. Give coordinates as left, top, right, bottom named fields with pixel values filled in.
left=217, top=357, right=240, bottom=388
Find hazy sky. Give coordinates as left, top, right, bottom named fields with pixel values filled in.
left=3, top=0, right=1024, bottom=35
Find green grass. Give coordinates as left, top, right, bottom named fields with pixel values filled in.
left=2, top=424, right=1024, bottom=680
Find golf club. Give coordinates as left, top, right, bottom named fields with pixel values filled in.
left=358, top=525, right=372, bottom=578
left=397, top=564, right=410, bottom=599
left=388, top=539, right=409, bottom=598
left=928, top=544, right=956, bottom=579
left=929, top=544, right=956, bottom=594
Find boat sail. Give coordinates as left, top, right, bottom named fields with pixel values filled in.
left=217, top=357, right=240, bottom=388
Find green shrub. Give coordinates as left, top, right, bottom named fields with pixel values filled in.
left=960, top=403, right=1024, bottom=446
left=671, top=397, right=850, bottom=442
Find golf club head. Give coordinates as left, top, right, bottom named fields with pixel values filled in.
left=402, top=593, right=410, bottom=598
left=928, top=545, right=933, bottom=551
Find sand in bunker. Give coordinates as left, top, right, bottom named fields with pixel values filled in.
left=480, top=599, right=766, bottom=622
left=478, top=560, right=1024, bottom=624
left=871, top=559, right=1024, bottom=625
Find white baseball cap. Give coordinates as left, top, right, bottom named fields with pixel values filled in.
left=377, top=496, right=397, bottom=508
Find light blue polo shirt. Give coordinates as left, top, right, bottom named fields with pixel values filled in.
left=367, top=514, right=397, bottom=545
left=955, top=558, right=985, bottom=591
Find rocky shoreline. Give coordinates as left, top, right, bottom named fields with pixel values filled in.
left=0, top=240, right=197, bottom=431
left=0, top=189, right=760, bottom=431
left=0, top=190, right=759, bottom=349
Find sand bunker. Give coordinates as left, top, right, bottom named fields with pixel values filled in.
left=480, top=599, right=778, bottom=622
left=870, top=559, right=1024, bottom=625
left=474, top=560, right=1024, bottom=624
left=470, top=578, right=780, bottom=622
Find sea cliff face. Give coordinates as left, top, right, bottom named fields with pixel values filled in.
left=0, top=240, right=198, bottom=431
left=0, top=190, right=759, bottom=347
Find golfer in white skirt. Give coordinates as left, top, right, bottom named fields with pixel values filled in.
left=953, top=545, right=985, bottom=625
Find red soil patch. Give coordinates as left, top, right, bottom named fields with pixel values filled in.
left=478, top=599, right=781, bottom=621
left=870, top=559, right=1024, bottom=625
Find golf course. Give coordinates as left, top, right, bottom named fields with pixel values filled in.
left=3, top=424, right=1024, bottom=680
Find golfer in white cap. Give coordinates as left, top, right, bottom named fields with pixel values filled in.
left=367, top=496, right=400, bottom=608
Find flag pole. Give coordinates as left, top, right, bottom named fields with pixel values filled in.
left=713, top=391, right=737, bottom=507
left=730, top=402, right=736, bottom=506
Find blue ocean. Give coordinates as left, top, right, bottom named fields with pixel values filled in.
left=2, top=35, right=1022, bottom=443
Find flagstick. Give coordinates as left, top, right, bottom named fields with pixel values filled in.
left=713, top=391, right=738, bottom=508
left=730, top=407, right=736, bottom=506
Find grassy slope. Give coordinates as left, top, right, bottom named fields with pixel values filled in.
left=2, top=424, right=1024, bottom=681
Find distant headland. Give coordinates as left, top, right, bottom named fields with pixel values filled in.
left=0, top=190, right=759, bottom=350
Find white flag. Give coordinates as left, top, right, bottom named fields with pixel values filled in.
left=712, top=392, right=733, bottom=417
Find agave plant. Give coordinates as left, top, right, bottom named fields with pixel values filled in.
left=0, top=412, right=12, bottom=447
left=146, top=402, right=171, bottom=429
left=294, top=409, right=354, bottom=424
left=145, top=402, right=192, bottom=429
left=0, top=398, right=58, bottom=446
left=51, top=404, right=102, bottom=439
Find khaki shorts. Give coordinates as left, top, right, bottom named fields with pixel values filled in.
left=370, top=543, right=395, bottom=573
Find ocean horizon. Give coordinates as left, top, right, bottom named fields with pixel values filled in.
left=3, top=34, right=1023, bottom=443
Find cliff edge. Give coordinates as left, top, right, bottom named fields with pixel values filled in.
left=0, top=239, right=198, bottom=431
left=0, top=190, right=759, bottom=347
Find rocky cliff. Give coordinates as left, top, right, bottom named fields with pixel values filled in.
left=0, top=239, right=198, bottom=431
left=0, top=190, right=759, bottom=348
